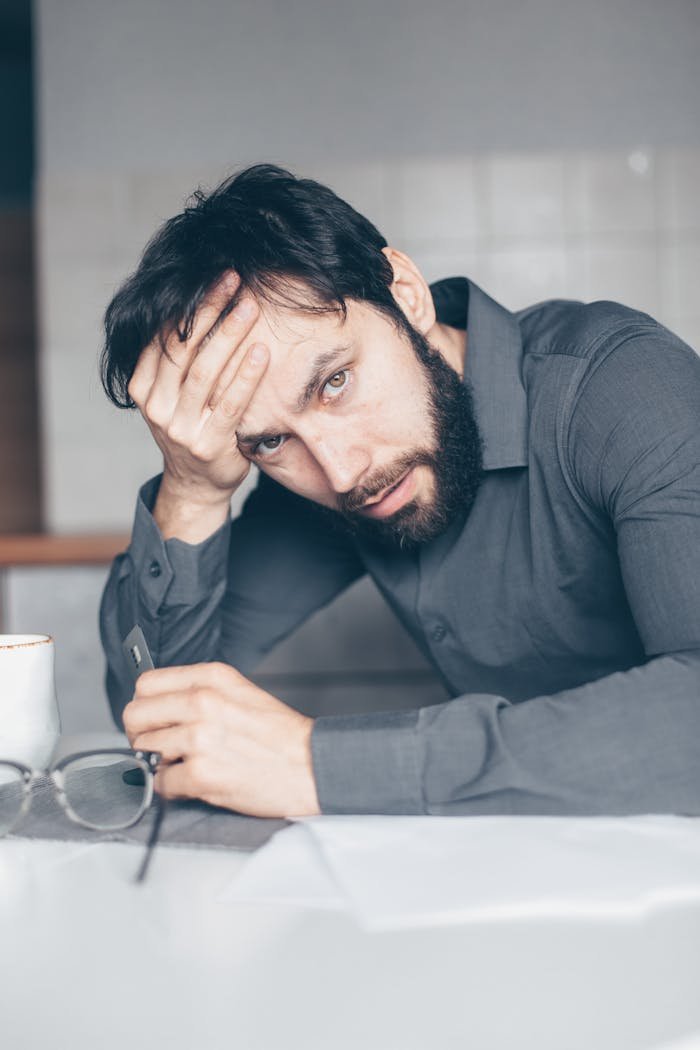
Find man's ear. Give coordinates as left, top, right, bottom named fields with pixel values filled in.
left=382, top=247, right=436, bottom=335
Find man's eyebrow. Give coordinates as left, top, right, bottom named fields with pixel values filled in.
left=236, top=345, right=351, bottom=449
left=294, top=346, right=351, bottom=412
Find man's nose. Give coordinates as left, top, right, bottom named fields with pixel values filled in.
left=307, top=432, right=371, bottom=494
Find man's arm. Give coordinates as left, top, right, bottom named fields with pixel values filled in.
left=312, top=330, right=700, bottom=815
left=312, top=650, right=700, bottom=815
left=100, top=273, right=364, bottom=725
left=100, top=472, right=364, bottom=726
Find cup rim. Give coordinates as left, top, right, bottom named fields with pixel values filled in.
left=0, top=634, right=53, bottom=650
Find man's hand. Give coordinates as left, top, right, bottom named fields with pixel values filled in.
left=127, top=272, right=268, bottom=542
left=122, top=662, right=320, bottom=819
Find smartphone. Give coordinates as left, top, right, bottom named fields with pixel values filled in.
left=122, top=624, right=155, bottom=682
left=121, top=625, right=156, bottom=786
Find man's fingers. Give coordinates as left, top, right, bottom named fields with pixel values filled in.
left=135, top=661, right=242, bottom=698
left=131, top=723, right=200, bottom=765
left=208, top=350, right=245, bottom=409
left=154, top=758, right=203, bottom=801
left=123, top=693, right=189, bottom=738
left=176, top=296, right=260, bottom=407
left=164, top=270, right=240, bottom=367
left=144, top=273, right=242, bottom=420
left=127, top=342, right=161, bottom=407
left=207, top=311, right=262, bottom=407
left=184, top=270, right=241, bottom=351
left=206, top=343, right=270, bottom=434
left=162, top=296, right=261, bottom=433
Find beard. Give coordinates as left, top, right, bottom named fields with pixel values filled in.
left=334, top=323, right=483, bottom=548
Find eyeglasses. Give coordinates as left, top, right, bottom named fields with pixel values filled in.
left=0, top=748, right=165, bottom=882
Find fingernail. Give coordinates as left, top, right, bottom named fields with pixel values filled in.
left=250, top=344, right=268, bottom=364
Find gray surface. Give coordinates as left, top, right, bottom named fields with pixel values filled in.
left=10, top=771, right=286, bottom=852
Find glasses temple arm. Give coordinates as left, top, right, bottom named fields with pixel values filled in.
left=135, top=794, right=167, bottom=884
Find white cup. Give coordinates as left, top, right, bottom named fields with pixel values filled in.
left=0, top=635, right=61, bottom=768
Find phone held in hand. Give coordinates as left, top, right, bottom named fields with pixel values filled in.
left=121, top=625, right=155, bottom=786
left=122, top=624, right=155, bottom=682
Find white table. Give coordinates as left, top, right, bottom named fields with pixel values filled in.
left=1, top=745, right=700, bottom=1049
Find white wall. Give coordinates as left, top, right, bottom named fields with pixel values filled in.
left=37, top=0, right=700, bottom=173
left=36, top=146, right=700, bottom=530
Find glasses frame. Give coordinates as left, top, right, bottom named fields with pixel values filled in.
left=0, top=748, right=163, bottom=882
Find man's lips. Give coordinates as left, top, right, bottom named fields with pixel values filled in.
left=359, top=468, right=417, bottom=519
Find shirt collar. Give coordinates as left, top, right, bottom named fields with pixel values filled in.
left=431, top=277, right=529, bottom=471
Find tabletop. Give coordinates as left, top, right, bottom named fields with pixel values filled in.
left=1, top=742, right=700, bottom=1049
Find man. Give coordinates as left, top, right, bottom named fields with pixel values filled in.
left=99, top=163, right=700, bottom=819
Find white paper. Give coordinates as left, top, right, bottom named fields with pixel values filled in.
left=652, top=1034, right=700, bottom=1050
left=219, top=822, right=344, bottom=909
left=221, top=815, right=700, bottom=931
left=303, top=814, right=700, bottom=929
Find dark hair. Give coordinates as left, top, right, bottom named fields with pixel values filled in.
left=101, top=163, right=404, bottom=407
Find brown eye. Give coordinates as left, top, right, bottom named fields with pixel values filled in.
left=323, top=369, right=349, bottom=397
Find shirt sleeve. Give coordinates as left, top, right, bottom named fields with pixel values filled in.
left=312, top=328, right=700, bottom=815
left=100, top=471, right=364, bottom=726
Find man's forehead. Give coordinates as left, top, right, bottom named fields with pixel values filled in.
left=236, top=304, right=353, bottom=438
left=252, top=295, right=348, bottom=348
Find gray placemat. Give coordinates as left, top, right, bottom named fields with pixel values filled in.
left=9, top=774, right=288, bottom=852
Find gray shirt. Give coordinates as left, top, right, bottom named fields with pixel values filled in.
left=99, top=279, right=700, bottom=816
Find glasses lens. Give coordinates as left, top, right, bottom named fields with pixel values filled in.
left=61, top=753, right=151, bottom=830
left=0, top=763, right=26, bottom=836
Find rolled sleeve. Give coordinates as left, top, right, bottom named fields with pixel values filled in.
left=312, top=709, right=425, bottom=814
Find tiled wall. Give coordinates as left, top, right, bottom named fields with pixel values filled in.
left=21, top=148, right=700, bottom=729
left=38, top=147, right=700, bottom=533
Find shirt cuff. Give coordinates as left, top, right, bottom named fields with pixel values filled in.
left=311, top=709, right=425, bottom=814
left=129, top=475, right=232, bottom=616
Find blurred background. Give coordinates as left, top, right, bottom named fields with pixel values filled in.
left=1, top=0, right=698, bottom=733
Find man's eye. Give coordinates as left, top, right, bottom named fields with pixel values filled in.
left=255, top=435, right=286, bottom=457
left=323, top=369, right=349, bottom=398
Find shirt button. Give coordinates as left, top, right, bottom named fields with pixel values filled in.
left=432, top=623, right=447, bottom=643
left=148, top=560, right=162, bottom=579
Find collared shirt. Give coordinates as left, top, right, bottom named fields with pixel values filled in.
left=99, top=279, right=700, bottom=815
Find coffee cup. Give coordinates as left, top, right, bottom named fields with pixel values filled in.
left=0, top=635, right=61, bottom=768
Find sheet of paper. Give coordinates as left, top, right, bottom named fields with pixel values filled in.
left=221, top=815, right=700, bottom=931
left=219, top=822, right=345, bottom=909
left=303, top=814, right=700, bottom=930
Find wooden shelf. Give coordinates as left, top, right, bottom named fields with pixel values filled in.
left=0, top=534, right=130, bottom=567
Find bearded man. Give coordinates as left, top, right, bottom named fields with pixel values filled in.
left=99, top=164, right=700, bottom=818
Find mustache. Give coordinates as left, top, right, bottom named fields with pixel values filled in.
left=337, top=451, right=435, bottom=515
